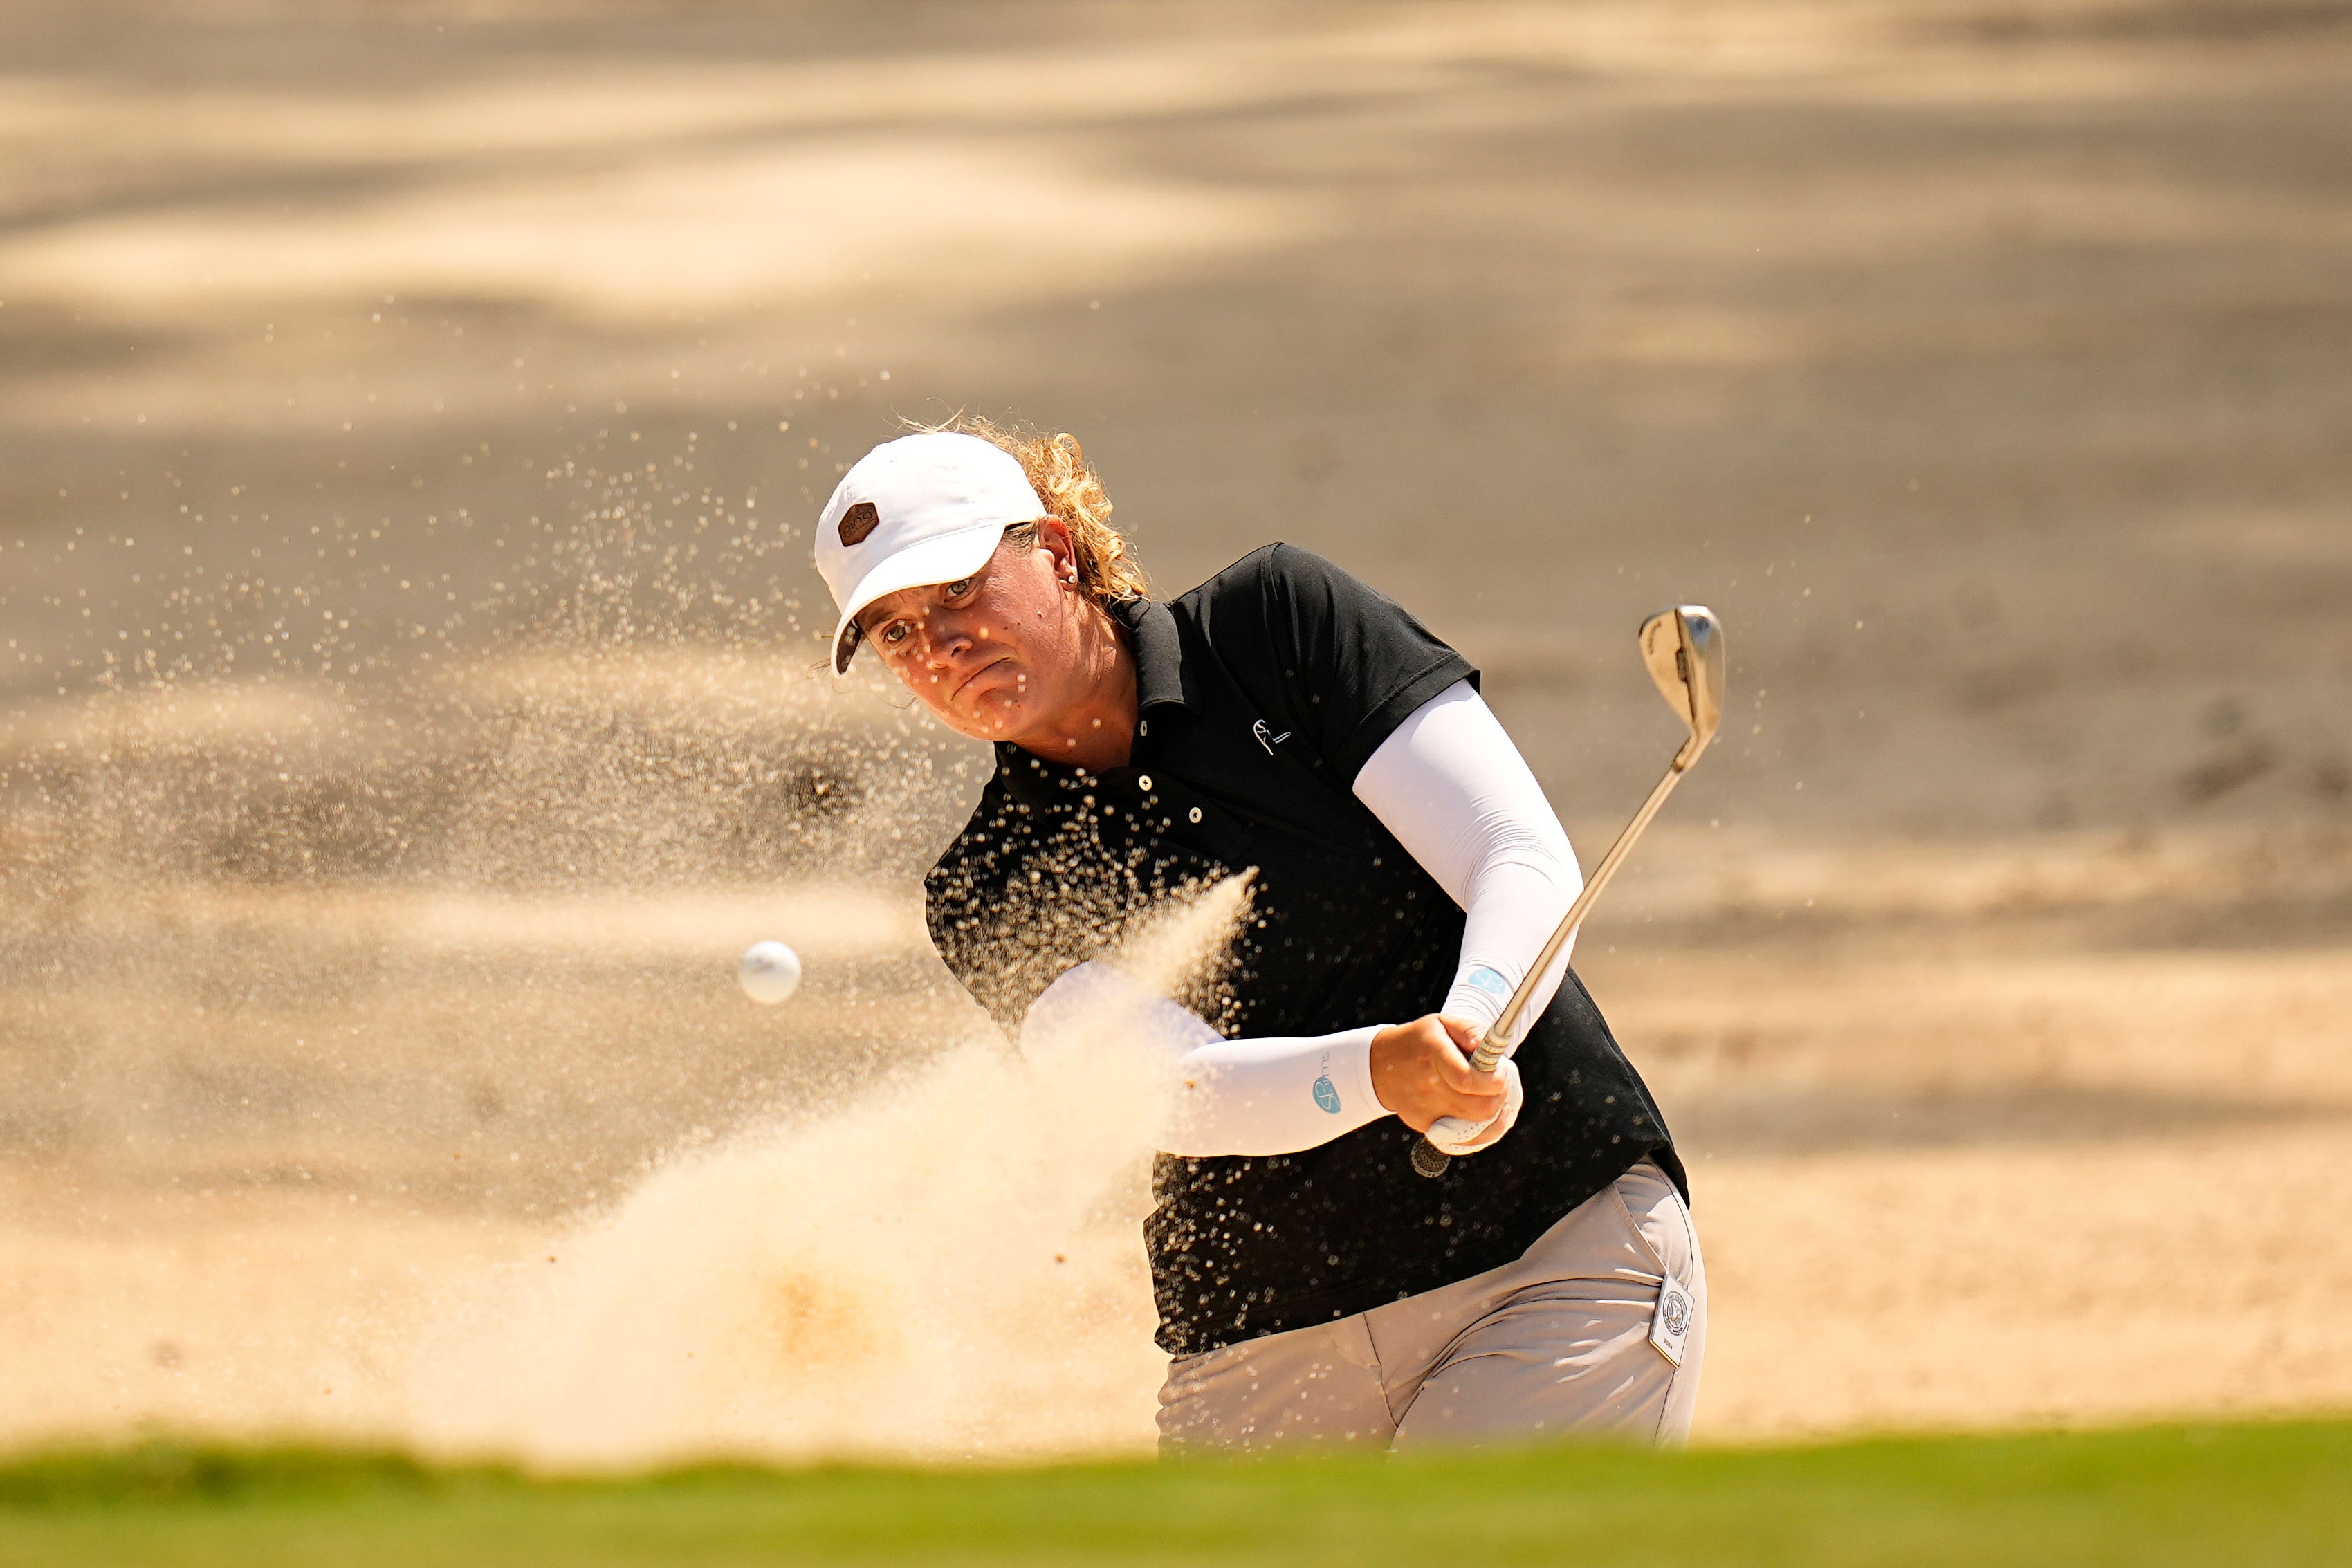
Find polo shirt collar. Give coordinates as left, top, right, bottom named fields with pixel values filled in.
left=1108, top=594, right=1189, bottom=714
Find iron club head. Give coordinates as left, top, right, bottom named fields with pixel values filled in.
left=1639, top=605, right=1725, bottom=769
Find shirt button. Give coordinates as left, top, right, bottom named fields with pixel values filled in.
left=1139, top=775, right=1153, bottom=791
left=1139, top=720, right=1149, bottom=737
left=1188, top=806, right=1203, bottom=824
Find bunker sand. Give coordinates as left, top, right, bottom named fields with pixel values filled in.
left=1, top=826, right=2347, bottom=1461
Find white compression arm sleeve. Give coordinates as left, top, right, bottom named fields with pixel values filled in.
left=1350, top=679, right=1583, bottom=1037
left=1016, top=681, right=1571, bottom=1159
left=1020, top=962, right=1386, bottom=1158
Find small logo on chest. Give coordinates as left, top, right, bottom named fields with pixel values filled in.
left=1252, top=719, right=1292, bottom=755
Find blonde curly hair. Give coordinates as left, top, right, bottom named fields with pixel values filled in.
left=924, top=415, right=1149, bottom=604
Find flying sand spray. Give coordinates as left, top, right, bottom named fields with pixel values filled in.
left=403, top=879, right=1251, bottom=1466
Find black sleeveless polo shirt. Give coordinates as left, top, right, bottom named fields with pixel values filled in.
left=924, top=544, right=1684, bottom=1356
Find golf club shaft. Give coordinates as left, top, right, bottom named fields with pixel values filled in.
left=1471, top=752, right=1692, bottom=1073
left=1409, top=747, right=1696, bottom=1179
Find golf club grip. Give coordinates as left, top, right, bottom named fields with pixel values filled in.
left=1407, top=1033, right=1508, bottom=1179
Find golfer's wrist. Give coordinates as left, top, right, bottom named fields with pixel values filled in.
left=1441, top=968, right=1509, bottom=1031
left=1338, top=1027, right=1384, bottom=1121
left=1367, top=1022, right=1428, bottom=1116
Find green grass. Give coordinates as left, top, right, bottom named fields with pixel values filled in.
left=0, top=1419, right=2345, bottom=1567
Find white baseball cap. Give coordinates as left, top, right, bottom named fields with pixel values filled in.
left=814, top=432, right=1048, bottom=675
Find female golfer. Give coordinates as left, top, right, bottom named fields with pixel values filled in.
left=814, top=424, right=1704, bottom=1450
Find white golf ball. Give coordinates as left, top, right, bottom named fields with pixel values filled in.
left=737, top=940, right=802, bottom=1005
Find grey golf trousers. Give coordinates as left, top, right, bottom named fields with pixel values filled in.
left=1156, top=1159, right=1705, bottom=1452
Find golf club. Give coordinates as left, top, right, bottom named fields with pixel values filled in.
left=1411, top=604, right=1725, bottom=1179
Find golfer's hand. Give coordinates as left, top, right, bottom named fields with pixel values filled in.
left=1428, top=1058, right=1524, bottom=1154
left=1369, top=1015, right=1507, bottom=1134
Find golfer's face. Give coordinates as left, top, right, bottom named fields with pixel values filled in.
left=858, top=536, right=1075, bottom=741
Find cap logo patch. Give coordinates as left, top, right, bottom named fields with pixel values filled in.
left=838, top=501, right=881, bottom=546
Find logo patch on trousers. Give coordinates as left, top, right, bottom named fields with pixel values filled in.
left=1649, top=1273, right=1693, bottom=1366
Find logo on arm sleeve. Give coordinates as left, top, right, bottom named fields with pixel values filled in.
left=1462, top=966, right=1513, bottom=1001
left=1311, top=1047, right=1341, bottom=1113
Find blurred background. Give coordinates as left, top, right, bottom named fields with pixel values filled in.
left=1, top=0, right=2347, bottom=1459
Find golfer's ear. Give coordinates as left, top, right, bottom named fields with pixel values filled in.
left=1033, top=517, right=1079, bottom=581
